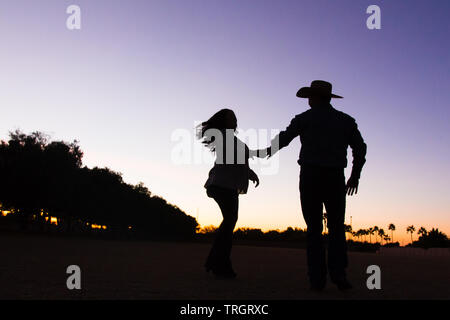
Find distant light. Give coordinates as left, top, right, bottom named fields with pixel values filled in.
left=1, top=211, right=10, bottom=217
left=91, top=224, right=107, bottom=230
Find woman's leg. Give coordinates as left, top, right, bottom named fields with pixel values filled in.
left=205, top=187, right=239, bottom=273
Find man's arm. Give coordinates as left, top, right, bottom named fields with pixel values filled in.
left=346, top=119, right=367, bottom=195
left=255, top=116, right=300, bottom=158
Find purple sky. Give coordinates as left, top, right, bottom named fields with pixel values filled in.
left=1, top=0, right=449, bottom=243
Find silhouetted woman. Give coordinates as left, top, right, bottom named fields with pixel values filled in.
left=197, top=109, right=259, bottom=278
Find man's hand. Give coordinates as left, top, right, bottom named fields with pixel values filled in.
left=346, top=176, right=359, bottom=196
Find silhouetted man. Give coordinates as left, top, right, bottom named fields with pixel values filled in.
left=258, top=80, right=367, bottom=291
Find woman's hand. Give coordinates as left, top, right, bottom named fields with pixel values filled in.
left=249, top=169, right=260, bottom=187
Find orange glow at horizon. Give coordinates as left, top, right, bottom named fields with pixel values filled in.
left=196, top=222, right=447, bottom=246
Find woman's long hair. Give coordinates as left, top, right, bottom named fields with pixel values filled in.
left=196, top=109, right=237, bottom=152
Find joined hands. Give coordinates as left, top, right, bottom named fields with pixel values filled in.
left=250, top=147, right=272, bottom=159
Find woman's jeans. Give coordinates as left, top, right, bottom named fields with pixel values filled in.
left=205, top=186, right=239, bottom=271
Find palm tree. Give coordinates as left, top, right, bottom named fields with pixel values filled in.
left=373, top=226, right=379, bottom=242
left=368, top=227, right=374, bottom=243
left=357, top=229, right=364, bottom=242
left=417, top=227, right=428, bottom=238
left=383, top=234, right=391, bottom=244
left=388, top=223, right=396, bottom=242
left=363, top=229, right=369, bottom=242
left=406, top=225, right=416, bottom=243
left=344, top=224, right=352, bottom=240
left=377, top=228, right=385, bottom=244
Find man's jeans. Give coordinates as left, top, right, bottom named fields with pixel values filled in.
left=300, top=165, right=348, bottom=284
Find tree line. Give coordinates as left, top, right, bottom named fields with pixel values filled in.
left=0, top=130, right=198, bottom=240
left=198, top=221, right=449, bottom=249
left=349, top=223, right=448, bottom=247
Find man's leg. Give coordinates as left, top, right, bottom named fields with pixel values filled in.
left=323, top=169, right=349, bottom=287
left=300, top=167, right=327, bottom=288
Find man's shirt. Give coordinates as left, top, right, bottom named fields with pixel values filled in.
left=272, top=104, right=367, bottom=178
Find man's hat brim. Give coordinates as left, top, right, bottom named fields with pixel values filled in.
left=296, top=87, right=343, bottom=99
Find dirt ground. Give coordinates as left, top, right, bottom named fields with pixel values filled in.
left=0, top=232, right=449, bottom=300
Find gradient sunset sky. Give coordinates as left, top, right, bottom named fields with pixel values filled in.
left=1, top=0, right=449, bottom=244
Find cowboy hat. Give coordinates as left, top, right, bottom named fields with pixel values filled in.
left=296, top=80, right=343, bottom=99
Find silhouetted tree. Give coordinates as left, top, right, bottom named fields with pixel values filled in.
left=417, top=227, right=428, bottom=238
left=0, top=130, right=198, bottom=239
left=388, top=223, right=396, bottom=243
left=412, top=228, right=449, bottom=248
left=406, top=225, right=416, bottom=243
left=344, top=224, right=352, bottom=240
left=368, top=227, right=374, bottom=243
left=373, top=226, right=379, bottom=243
left=377, top=228, right=385, bottom=244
